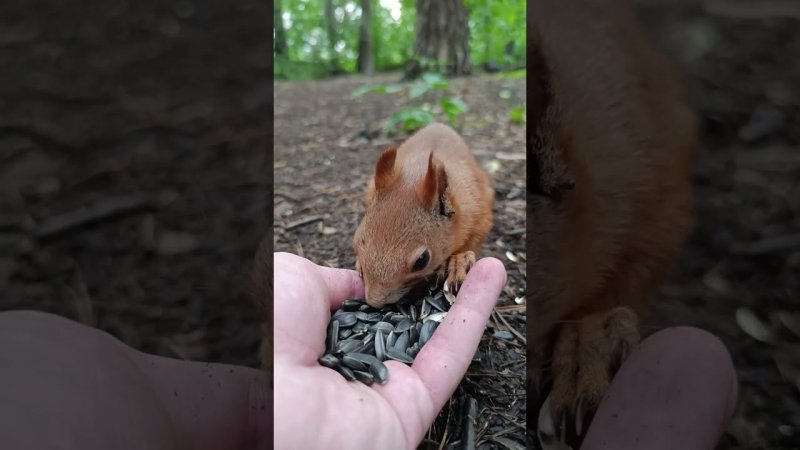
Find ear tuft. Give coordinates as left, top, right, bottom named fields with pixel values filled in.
left=416, top=152, right=438, bottom=209
left=436, top=163, right=454, bottom=217
left=374, top=146, right=397, bottom=192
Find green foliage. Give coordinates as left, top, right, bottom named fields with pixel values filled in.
left=509, top=106, right=525, bottom=124
left=409, top=73, right=449, bottom=98
left=276, top=0, right=526, bottom=80
left=350, top=83, right=403, bottom=97
left=497, top=68, right=526, bottom=79
left=352, top=72, right=468, bottom=134
left=440, top=97, right=468, bottom=126
left=385, top=107, right=435, bottom=133
left=465, top=0, right=527, bottom=68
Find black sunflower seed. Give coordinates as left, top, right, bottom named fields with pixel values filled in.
left=336, top=338, right=362, bottom=355
left=370, top=321, right=394, bottom=334
left=326, top=320, right=339, bottom=354
left=394, top=331, right=410, bottom=352
left=362, top=333, right=375, bottom=345
left=385, top=348, right=413, bottom=364
left=370, top=360, right=389, bottom=384
left=337, top=312, right=358, bottom=328
left=394, top=318, right=413, bottom=333
left=409, top=324, right=419, bottom=344
left=346, top=352, right=381, bottom=366
left=319, top=353, right=339, bottom=368
left=337, top=365, right=357, bottom=381
left=352, top=322, right=369, bottom=335
left=375, top=329, right=386, bottom=361
left=426, top=294, right=447, bottom=313
left=354, top=370, right=374, bottom=385
left=358, top=340, right=374, bottom=354
left=420, top=299, right=431, bottom=318
left=341, top=354, right=369, bottom=371
left=342, top=299, right=364, bottom=311
left=420, top=320, right=437, bottom=347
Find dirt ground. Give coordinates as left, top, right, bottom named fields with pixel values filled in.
left=0, top=0, right=270, bottom=366
left=636, top=1, right=800, bottom=449
left=274, top=73, right=527, bottom=448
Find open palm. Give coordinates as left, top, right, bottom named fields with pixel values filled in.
left=273, top=252, right=506, bottom=450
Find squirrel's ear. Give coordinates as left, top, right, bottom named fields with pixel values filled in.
left=416, top=152, right=437, bottom=209
left=436, top=162, right=454, bottom=217
left=374, top=146, right=397, bottom=193
left=417, top=152, right=453, bottom=217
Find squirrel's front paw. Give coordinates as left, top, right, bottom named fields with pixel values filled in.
left=538, top=306, right=639, bottom=447
left=443, top=251, right=476, bottom=301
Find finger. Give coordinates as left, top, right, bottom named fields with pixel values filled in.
left=273, top=253, right=363, bottom=365
left=273, top=252, right=363, bottom=309
left=315, top=265, right=365, bottom=310
left=412, top=257, right=506, bottom=417
left=373, top=258, right=506, bottom=446
left=582, top=327, right=738, bottom=450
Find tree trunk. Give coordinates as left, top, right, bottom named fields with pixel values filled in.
left=357, top=0, right=374, bottom=75
left=274, top=0, right=287, bottom=57
left=413, top=0, right=471, bottom=76
left=324, top=0, right=341, bottom=74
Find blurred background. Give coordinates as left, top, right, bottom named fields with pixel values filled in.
left=633, top=0, right=800, bottom=448
left=0, top=0, right=271, bottom=367
left=273, top=1, right=528, bottom=448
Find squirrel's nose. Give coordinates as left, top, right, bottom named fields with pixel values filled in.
left=364, top=286, right=385, bottom=308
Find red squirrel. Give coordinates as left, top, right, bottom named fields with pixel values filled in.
left=527, top=0, right=697, bottom=444
left=353, top=123, right=494, bottom=308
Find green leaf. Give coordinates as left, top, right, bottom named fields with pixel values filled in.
left=440, top=97, right=468, bottom=126
left=498, top=69, right=527, bottom=79
left=384, top=107, right=435, bottom=134
left=350, top=84, right=403, bottom=98
left=499, top=89, right=512, bottom=99
left=409, top=82, right=430, bottom=99
left=509, top=106, right=526, bottom=124
left=421, top=72, right=449, bottom=89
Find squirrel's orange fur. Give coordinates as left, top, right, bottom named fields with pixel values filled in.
left=354, top=123, right=494, bottom=308
left=527, top=0, right=697, bottom=441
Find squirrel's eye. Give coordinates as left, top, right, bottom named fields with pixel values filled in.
left=412, top=250, right=430, bottom=272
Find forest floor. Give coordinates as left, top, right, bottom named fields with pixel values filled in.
left=637, top=1, right=800, bottom=449
left=0, top=0, right=270, bottom=375
left=274, top=72, right=527, bottom=449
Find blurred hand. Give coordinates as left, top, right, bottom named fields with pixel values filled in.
left=0, top=311, right=271, bottom=450
left=274, top=252, right=507, bottom=450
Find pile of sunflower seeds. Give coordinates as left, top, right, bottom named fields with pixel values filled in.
left=319, top=289, right=452, bottom=385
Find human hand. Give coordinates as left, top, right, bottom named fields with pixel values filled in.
left=273, top=252, right=507, bottom=450
left=0, top=310, right=271, bottom=450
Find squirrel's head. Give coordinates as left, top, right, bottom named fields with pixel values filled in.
left=353, top=146, right=456, bottom=308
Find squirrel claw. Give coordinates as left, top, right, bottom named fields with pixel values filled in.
left=444, top=250, right=476, bottom=299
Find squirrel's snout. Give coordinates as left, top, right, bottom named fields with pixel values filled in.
left=364, top=284, right=404, bottom=309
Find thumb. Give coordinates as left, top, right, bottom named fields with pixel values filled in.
left=372, top=257, right=507, bottom=447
